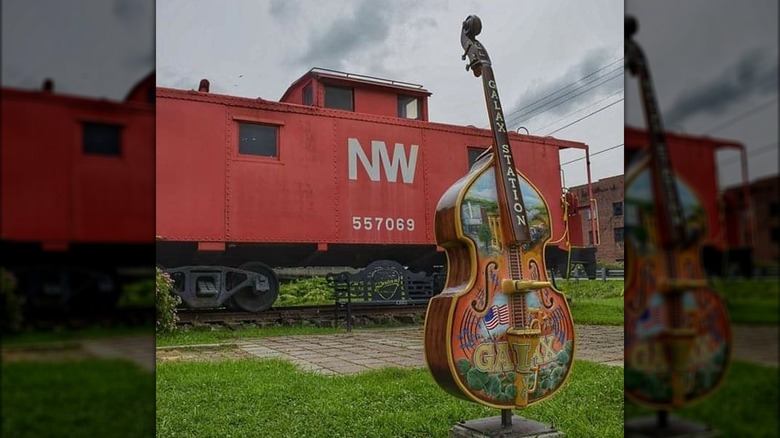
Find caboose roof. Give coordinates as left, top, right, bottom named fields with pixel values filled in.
left=280, top=67, right=432, bottom=102
left=625, top=125, right=743, bottom=150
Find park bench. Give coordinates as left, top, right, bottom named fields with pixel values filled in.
left=326, top=260, right=440, bottom=331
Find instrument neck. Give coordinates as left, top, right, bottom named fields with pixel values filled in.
left=472, top=40, right=531, bottom=245
left=629, top=40, right=687, bottom=248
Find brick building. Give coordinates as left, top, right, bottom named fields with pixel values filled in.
left=571, top=174, right=624, bottom=264
left=725, top=175, right=779, bottom=264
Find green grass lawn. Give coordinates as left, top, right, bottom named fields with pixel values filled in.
left=157, top=359, right=623, bottom=438
left=1, top=360, right=155, bottom=438
left=713, top=279, right=779, bottom=324
left=625, top=360, right=778, bottom=437
left=2, top=324, right=153, bottom=346
left=560, top=280, right=624, bottom=326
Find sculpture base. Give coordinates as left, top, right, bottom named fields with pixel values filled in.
left=625, top=415, right=718, bottom=438
left=449, top=415, right=564, bottom=438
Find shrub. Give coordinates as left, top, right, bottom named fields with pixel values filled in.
left=1, top=267, right=24, bottom=332
left=156, top=268, right=181, bottom=333
left=118, top=278, right=156, bottom=309
left=277, top=277, right=334, bottom=306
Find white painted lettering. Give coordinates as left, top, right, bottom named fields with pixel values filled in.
left=347, top=138, right=418, bottom=184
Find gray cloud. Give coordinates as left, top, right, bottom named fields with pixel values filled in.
left=114, top=0, right=145, bottom=24
left=664, top=48, right=779, bottom=126
left=505, top=47, right=623, bottom=128
left=269, top=0, right=299, bottom=20
left=296, top=0, right=397, bottom=69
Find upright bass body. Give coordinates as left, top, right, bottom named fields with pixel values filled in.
left=424, top=152, right=575, bottom=409
left=624, top=156, right=731, bottom=408
left=624, top=16, right=731, bottom=409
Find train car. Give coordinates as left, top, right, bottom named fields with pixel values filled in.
left=625, top=126, right=754, bottom=276
left=156, top=68, right=599, bottom=312
left=0, top=75, right=155, bottom=311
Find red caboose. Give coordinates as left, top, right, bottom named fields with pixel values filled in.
left=156, top=69, right=598, bottom=312
left=625, top=126, right=754, bottom=275
left=1, top=75, right=155, bottom=309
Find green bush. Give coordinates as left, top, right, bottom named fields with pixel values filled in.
left=156, top=268, right=181, bottom=333
left=1, top=267, right=24, bottom=333
left=277, top=277, right=334, bottom=306
left=118, top=278, right=156, bottom=309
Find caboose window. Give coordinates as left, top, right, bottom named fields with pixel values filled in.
left=82, top=122, right=121, bottom=156
left=238, top=123, right=278, bottom=157
left=324, top=85, right=353, bottom=111
left=467, top=147, right=488, bottom=169
left=398, top=95, right=420, bottom=119
left=303, top=85, right=313, bottom=106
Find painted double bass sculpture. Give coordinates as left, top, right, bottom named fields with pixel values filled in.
left=424, top=16, right=575, bottom=410
left=624, top=16, right=731, bottom=409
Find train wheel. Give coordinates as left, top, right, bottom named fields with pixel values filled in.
left=231, top=262, right=278, bottom=313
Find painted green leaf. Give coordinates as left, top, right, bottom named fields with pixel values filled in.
left=503, top=384, right=517, bottom=400
left=457, top=359, right=472, bottom=375
left=557, top=349, right=570, bottom=365
left=466, top=368, right=489, bottom=390
left=564, top=340, right=573, bottom=355
left=486, top=375, right=502, bottom=397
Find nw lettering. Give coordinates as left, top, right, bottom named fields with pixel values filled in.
left=348, top=138, right=418, bottom=184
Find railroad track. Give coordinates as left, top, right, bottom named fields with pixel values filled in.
left=177, top=303, right=428, bottom=326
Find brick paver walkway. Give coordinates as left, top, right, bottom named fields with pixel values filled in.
left=82, top=335, right=156, bottom=372
left=5, top=324, right=774, bottom=377
left=158, top=325, right=625, bottom=375
left=732, top=325, right=778, bottom=367
left=157, top=323, right=778, bottom=375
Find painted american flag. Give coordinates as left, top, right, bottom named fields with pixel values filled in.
left=484, top=304, right=510, bottom=330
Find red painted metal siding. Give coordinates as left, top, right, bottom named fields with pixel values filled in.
left=353, top=86, right=398, bottom=118
left=626, top=126, right=745, bottom=250
left=155, top=94, right=227, bottom=241
left=1, top=88, right=154, bottom=246
left=156, top=88, right=585, bottom=251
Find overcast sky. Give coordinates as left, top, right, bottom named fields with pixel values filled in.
left=626, top=0, right=778, bottom=188
left=1, top=0, right=154, bottom=100
left=156, top=0, right=624, bottom=187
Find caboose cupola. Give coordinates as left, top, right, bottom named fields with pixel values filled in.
left=280, top=68, right=431, bottom=121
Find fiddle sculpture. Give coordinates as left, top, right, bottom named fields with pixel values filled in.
left=424, top=15, right=575, bottom=410
left=624, top=16, right=731, bottom=409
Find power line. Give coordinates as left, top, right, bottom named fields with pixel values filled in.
left=719, top=141, right=778, bottom=166
left=544, top=97, right=624, bottom=136
left=504, top=58, right=623, bottom=125
left=504, top=57, right=623, bottom=121
left=703, top=97, right=778, bottom=134
left=561, top=143, right=624, bottom=166
left=507, top=67, right=623, bottom=127
left=534, top=89, right=624, bottom=134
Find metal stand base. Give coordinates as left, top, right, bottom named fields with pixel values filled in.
left=625, top=414, right=719, bottom=438
left=449, top=415, right=564, bottom=438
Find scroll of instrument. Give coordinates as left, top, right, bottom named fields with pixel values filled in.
left=424, top=15, right=575, bottom=410
left=624, top=16, right=731, bottom=409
